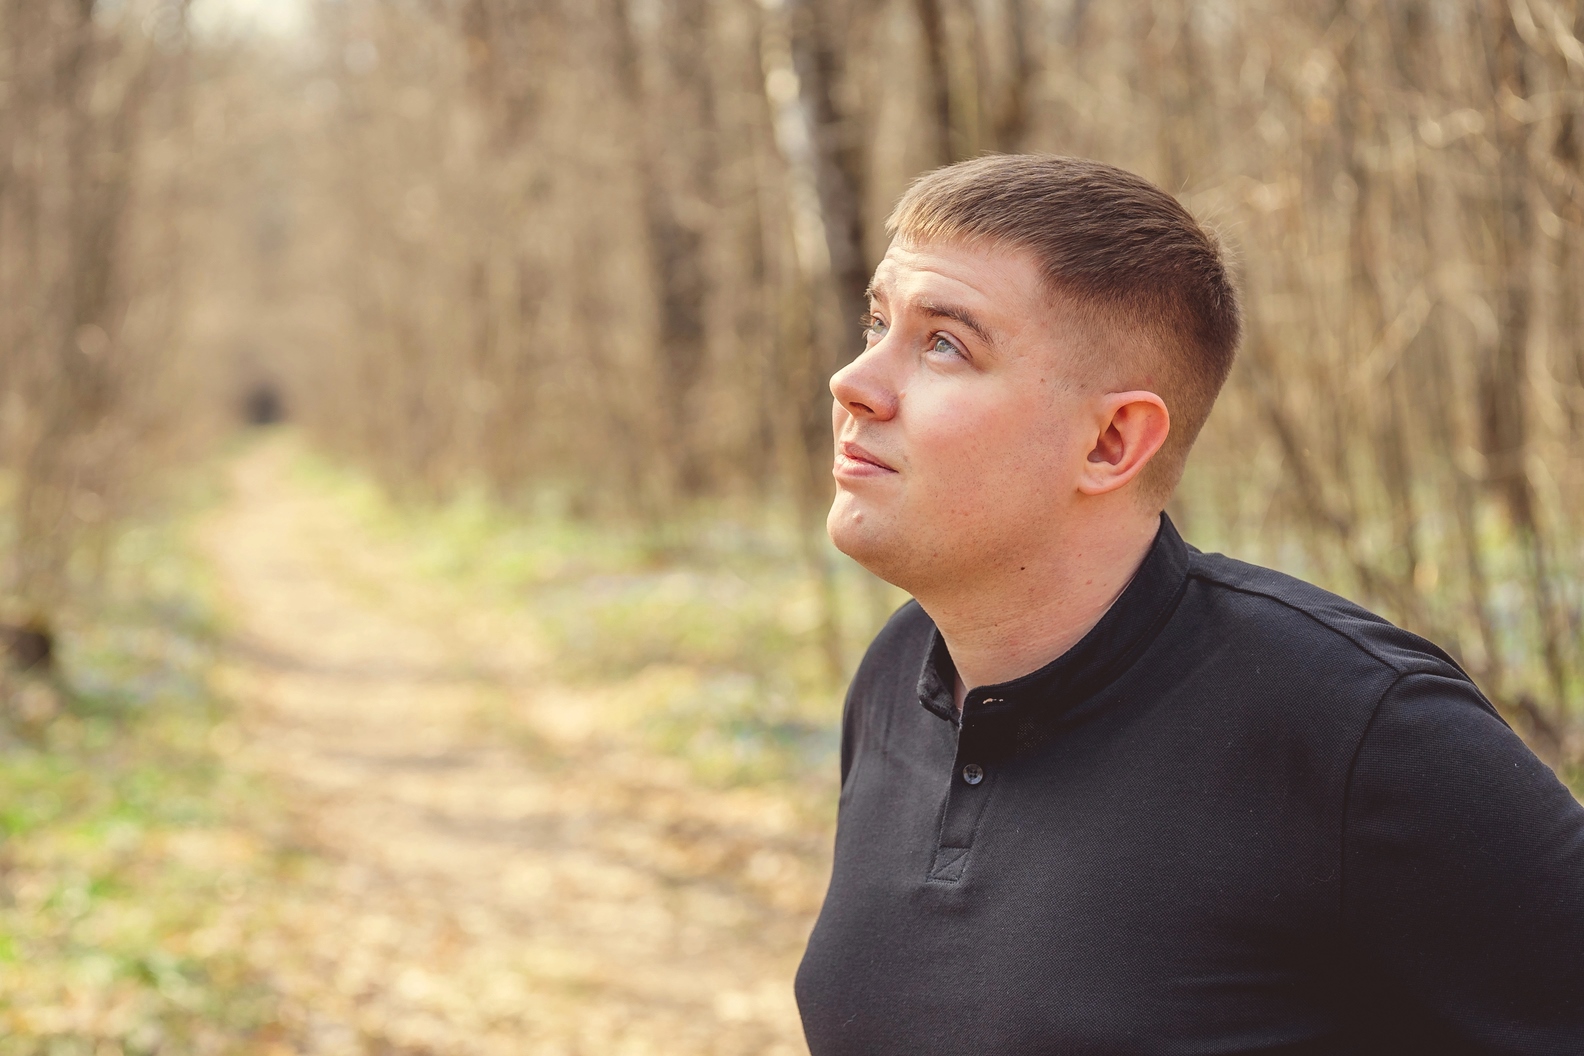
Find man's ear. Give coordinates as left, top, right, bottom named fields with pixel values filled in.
left=1077, top=391, right=1170, bottom=496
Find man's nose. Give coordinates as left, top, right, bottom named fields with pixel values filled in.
left=830, top=346, right=899, bottom=421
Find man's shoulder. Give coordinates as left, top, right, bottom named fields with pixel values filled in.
left=855, top=598, right=934, bottom=676
left=1183, top=548, right=1466, bottom=682
left=877, top=596, right=933, bottom=636
left=842, top=599, right=940, bottom=708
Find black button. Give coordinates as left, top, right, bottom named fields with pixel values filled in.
left=962, top=763, right=985, bottom=785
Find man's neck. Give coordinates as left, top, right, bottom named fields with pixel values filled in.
left=925, top=512, right=1162, bottom=714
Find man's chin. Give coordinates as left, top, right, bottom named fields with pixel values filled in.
left=827, top=496, right=908, bottom=586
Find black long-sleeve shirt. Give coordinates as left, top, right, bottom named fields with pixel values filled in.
left=795, top=515, right=1584, bottom=1055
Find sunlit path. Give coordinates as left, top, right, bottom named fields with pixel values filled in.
left=204, top=437, right=825, bottom=1056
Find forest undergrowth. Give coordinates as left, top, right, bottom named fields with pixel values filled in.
left=0, top=469, right=293, bottom=1054
left=2, top=432, right=889, bottom=1054
left=283, top=440, right=894, bottom=798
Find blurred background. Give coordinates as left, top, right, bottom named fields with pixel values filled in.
left=1, top=0, right=1581, bottom=1053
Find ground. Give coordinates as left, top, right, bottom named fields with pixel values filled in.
left=203, top=438, right=835, bottom=1055
left=0, top=436, right=843, bottom=1055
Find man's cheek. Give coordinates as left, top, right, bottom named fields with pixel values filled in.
left=920, top=440, right=994, bottom=500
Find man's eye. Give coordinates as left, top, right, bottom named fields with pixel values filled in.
left=862, top=314, right=888, bottom=341
left=930, top=334, right=962, bottom=358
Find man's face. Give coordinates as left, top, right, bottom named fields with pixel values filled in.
left=828, top=238, right=1101, bottom=593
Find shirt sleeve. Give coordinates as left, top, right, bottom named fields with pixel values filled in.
left=1342, top=670, right=1584, bottom=1052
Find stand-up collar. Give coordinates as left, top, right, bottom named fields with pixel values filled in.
left=916, top=513, right=1191, bottom=733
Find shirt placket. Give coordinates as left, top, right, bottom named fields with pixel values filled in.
left=926, top=697, right=1003, bottom=883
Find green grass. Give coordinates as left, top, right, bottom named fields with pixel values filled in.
left=0, top=497, right=288, bottom=1055
left=289, top=442, right=903, bottom=789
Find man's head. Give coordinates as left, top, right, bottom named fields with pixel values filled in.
left=828, top=154, right=1240, bottom=596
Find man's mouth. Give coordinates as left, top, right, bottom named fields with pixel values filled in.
left=835, top=441, right=897, bottom=475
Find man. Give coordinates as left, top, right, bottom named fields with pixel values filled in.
left=794, top=154, right=1584, bottom=1055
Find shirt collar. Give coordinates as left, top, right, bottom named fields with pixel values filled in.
left=916, top=512, right=1191, bottom=730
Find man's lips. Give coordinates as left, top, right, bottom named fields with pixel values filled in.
left=835, top=440, right=897, bottom=475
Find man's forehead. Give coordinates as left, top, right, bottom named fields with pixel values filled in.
left=869, top=239, right=1045, bottom=308
left=867, top=238, right=1116, bottom=385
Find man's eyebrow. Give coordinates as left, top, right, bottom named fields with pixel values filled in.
left=864, top=282, right=1000, bottom=350
left=920, top=301, right=997, bottom=349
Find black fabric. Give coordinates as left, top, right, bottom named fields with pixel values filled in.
left=795, top=515, right=1584, bottom=1055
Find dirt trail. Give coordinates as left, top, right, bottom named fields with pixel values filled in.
left=204, top=439, right=826, bottom=1056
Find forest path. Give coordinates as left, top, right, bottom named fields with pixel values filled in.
left=203, top=437, right=824, bottom=1056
